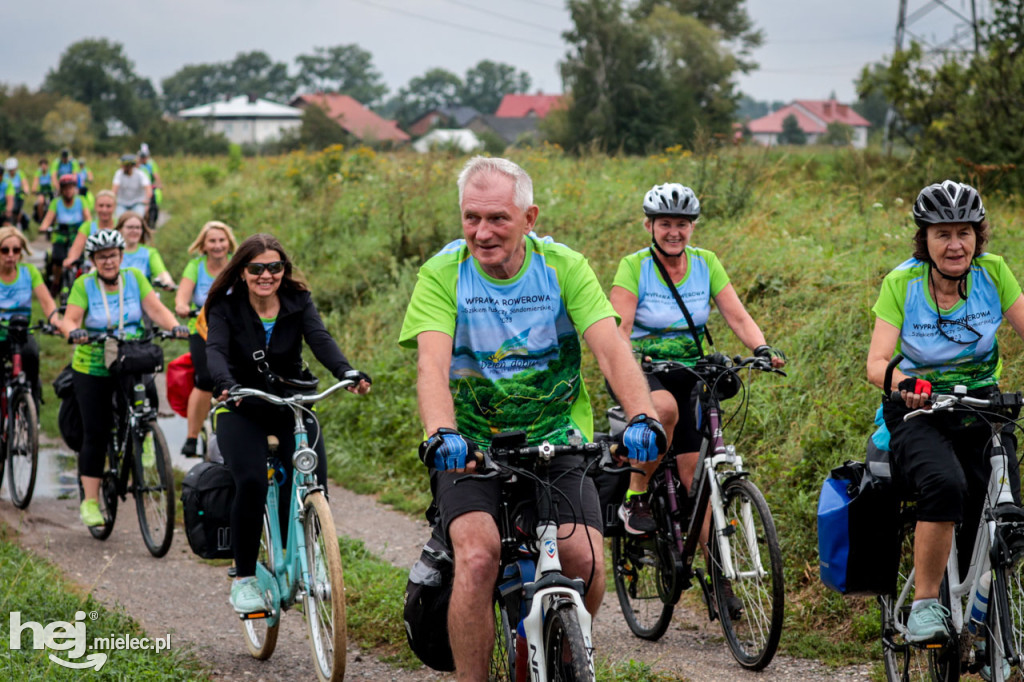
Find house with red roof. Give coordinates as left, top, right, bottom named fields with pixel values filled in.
left=494, top=93, right=564, bottom=119
left=290, top=93, right=410, bottom=145
left=746, top=99, right=870, bottom=148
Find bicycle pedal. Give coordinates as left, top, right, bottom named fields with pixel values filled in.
left=238, top=610, right=271, bottom=621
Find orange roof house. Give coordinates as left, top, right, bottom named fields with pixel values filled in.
left=494, top=93, right=564, bottom=119
left=290, top=93, right=410, bottom=144
left=746, top=99, right=870, bottom=148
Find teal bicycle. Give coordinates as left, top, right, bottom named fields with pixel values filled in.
left=224, top=379, right=350, bottom=682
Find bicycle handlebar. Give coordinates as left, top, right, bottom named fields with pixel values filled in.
left=225, top=378, right=355, bottom=407
left=642, top=353, right=787, bottom=378
left=467, top=435, right=628, bottom=482
left=903, top=389, right=1024, bottom=422
left=68, top=329, right=184, bottom=345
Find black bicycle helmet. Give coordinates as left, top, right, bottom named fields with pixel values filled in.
left=913, top=180, right=985, bottom=228
left=643, top=183, right=700, bottom=219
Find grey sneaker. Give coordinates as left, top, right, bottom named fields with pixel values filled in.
left=229, top=577, right=266, bottom=614
left=905, top=602, right=951, bottom=644
left=618, top=494, right=657, bottom=535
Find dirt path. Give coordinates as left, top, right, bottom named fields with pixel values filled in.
left=1, top=452, right=872, bottom=681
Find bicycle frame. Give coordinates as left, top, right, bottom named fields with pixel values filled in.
left=248, top=406, right=321, bottom=625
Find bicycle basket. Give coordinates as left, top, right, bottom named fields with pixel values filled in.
left=404, top=525, right=455, bottom=671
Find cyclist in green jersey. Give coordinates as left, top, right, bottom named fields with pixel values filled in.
left=867, top=181, right=1024, bottom=651
left=609, top=183, right=785, bottom=535
left=64, top=190, right=117, bottom=268
left=116, top=212, right=175, bottom=289
left=400, top=156, right=663, bottom=679
left=32, top=158, right=54, bottom=222
left=2, top=158, right=30, bottom=229
left=137, top=145, right=162, bottom=228
left=39, top=175, right=91, bottom=294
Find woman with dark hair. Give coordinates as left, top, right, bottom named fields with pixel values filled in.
left=204, top=233, right=371, bottom=614
left=867, top=180, right=1024, bottom=669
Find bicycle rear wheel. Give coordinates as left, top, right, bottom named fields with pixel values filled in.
left=7, top=390, right=38, bottom=509
left=132, top=422, right=174, bottom=557
left=242, top=508, right=279, bottom=659
left=543, top=601, right=594, bottom=681
left=302, top=491, right=346, bottom=682
left=710, top=478, right=784, bottom=670
left=990, top=517, right=1024, bottom=680
left=611, top=522, right=678, bottom=640
left=880, top=523, right=959, bottom=682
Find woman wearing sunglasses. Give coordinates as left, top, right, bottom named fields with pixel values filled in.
left=0, top=226, right=61, bottom=402
left=204, top=233, right=371, bottom=614
left=866, top=180, right=1024, bottom=656
left=175, top=221, right=236, bottom=457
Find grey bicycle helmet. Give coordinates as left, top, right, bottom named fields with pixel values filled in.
left=913, top=180, right=985, bottom=228
left=643, top=183, right=700, bottom=219
left=86, top=230, right=125, bottom=255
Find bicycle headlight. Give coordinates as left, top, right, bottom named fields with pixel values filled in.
left=293, top=449, right=317, bottom=474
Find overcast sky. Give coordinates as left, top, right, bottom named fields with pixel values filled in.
left=2, top=0, right=986, bottom=106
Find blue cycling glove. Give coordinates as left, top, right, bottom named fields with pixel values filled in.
left=622, top=414, right=667, bottom=463
left=420, top=428, right=471, bottom=471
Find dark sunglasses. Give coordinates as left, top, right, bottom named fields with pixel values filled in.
left=245, top=261, right=285, bottom=276
left=0, top=246, right=22, bottom=255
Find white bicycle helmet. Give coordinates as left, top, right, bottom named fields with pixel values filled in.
left=4, top=157, right=17, bottom=171
left=643, top=183, right=700, bottom=218
left=913, top=180, right=985, bottom=228
left=86, top=230, right=126, bottom=256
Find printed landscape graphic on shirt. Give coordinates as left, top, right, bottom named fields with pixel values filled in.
left=632, top=322, right=706, bottom=363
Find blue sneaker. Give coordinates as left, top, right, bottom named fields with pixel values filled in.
left=976, top=638, right=1011, bottom=682
left=906, top=601, right=951, bottom=644
left=229, top=577, right=265, bottom=614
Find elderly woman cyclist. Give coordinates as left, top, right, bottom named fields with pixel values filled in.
left=204, top=233, right=371, bottom=614
left=62, top=230, right=188, bottom=529
left=0, top=226, right=62, bottom=400
left=866, top=181, right=1024, bottom=668
left=610, top=183, right=785, bottom=540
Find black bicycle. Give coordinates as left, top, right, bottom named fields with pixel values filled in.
left=0, top=316, right=41, bottom=509
left=607, top=352, right=786, bottom=670
left=72, top=331, right=178, bottom=557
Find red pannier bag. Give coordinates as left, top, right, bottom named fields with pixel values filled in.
left=166, top=353, right=194, bottom=418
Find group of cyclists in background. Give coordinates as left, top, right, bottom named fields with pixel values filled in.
left=0, top=145, right=1018, bottom=681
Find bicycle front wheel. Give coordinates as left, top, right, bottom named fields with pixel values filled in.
left=710, top=478, right=784, bottom=670
left=132, top=422, right=174, bottom=557
left=990, top=526, right=1024, bottom=680
left=7, top=390, right=38, bottom=509
left=491, top=596, right=515, bottom=682
left=543, top=601, right=594, bottom=681
left=302, top=491, right=346, bottom=682
left=242, top=508, right=279, bottom=660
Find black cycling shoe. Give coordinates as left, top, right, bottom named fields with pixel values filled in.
left=618, top=494, right=657, bottom=534
left=718, top=578, right=744, bottom=620
left=181, top=437, right=199, bottom=457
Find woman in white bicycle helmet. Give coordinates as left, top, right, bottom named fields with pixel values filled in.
left=609, top=183, right=785, bottom=549
left=62, top=229, right=187, bottom=531
left=867, top=180, right=1024, bottom=661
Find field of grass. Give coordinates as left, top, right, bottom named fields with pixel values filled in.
left=28, top=143, right=1024, bottom=668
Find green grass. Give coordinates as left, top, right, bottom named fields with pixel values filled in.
left=0, top=523, right=208, bottom=680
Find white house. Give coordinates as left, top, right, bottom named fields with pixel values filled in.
left=412, top=129, right=483, bottom=154
left=177, top=95, right=302, bottom=145
left=747, top=99, right=871, bottom=149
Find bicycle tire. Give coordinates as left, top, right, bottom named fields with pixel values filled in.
left=543, top=601, right=594, bottom=681
left=611, top=530, right=677, bottom=640
left=88, top=470, right=118, bottom=540
left=132, top=422, right=174, bottom=557
left=302, top=491, right=347, bottom=682
left=491, top=597, right=516, bottom=682
left=242, top=509, right=279, bottom=660
left=990, top=533, right=1024, bottom=681
left=880, top=523, right=959, bottom=682
left=710, top=478, right=784, bottom=670
left=7, top=390, right=38, bottom=509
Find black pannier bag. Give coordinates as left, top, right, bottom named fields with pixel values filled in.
left=818, top=439, right=900, bottom=596
left=403, top=524, right=456, bottom=671
left=181, top=461, right=235, bottom=559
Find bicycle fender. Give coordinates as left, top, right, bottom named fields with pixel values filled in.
left=720, top=471, right=750, bottom=490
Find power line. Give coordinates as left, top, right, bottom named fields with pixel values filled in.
left=350, top=0, right=564, bottom=51
left=437, top=0, right=561, bottom=34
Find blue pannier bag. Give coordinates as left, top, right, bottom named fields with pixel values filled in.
left=817, top=437, right=900, bottom=596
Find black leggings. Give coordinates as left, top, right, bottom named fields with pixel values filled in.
left=73, top=371, right=157, bottom=477
left=217, top=404, right=329, bottom=577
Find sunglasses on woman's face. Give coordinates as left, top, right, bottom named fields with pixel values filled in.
left=0, top=246, right=22, bottom=255
left=245, top=261, right=285, bottom=276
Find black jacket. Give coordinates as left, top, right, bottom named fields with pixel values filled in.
left=206, top=286, right=353, bottom=397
